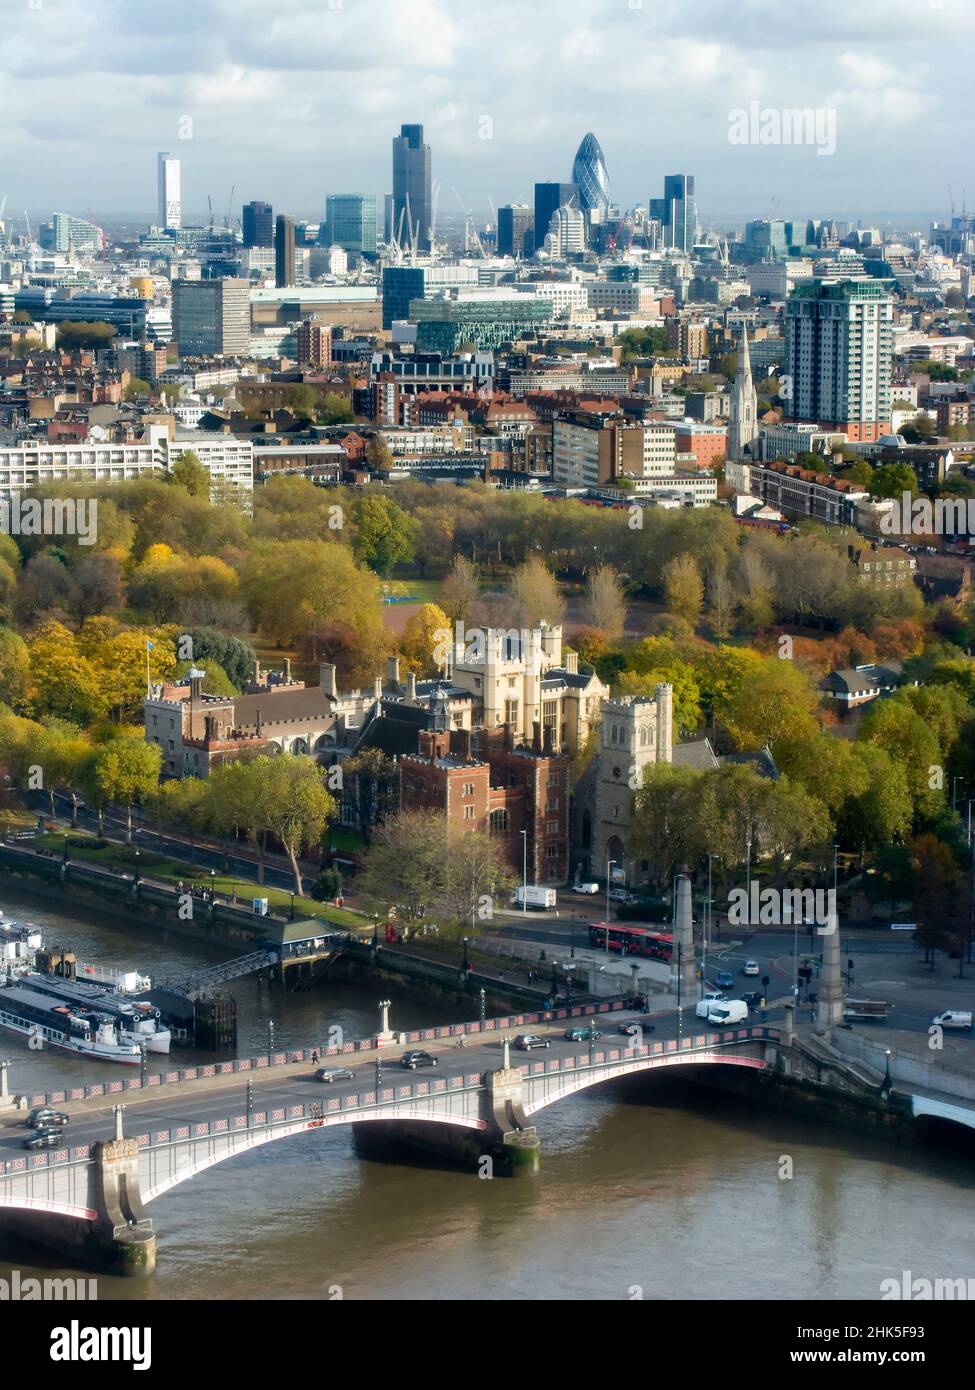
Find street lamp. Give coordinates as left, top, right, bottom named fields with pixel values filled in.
left=246, top=1077, right=253, bottom=1129
left=139, top=1040, right=148, bottom=1086
left=571, top=910, right=576, bottom=959
left=62, top=835, right=69, bottom=865
left=479, top=987, right=486, bottom=1023
left=462, top=936, right=470, bottom=973
left=267, top=1019, right=275, bottom=1056
left=289, top=891, right=296, bottom=921
left=520, top=829, right=528, bottom=916
left=605, top=859, right=616, bottom=945
left=134, top=849, right=141, bottom=886
left=372, top=914, right=379, bottom=949
left=704, top=854, right=720, bottom=995
left=882, top=1047, right=892, bottom=1099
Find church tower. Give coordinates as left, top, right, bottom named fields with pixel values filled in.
left=727, top=324, right=758, bottom=461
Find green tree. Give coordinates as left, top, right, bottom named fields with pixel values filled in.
left=83, top=737, right=162, bottom=841
left=357, top=809, right=448, bottom=925
left=250, top=755, right=336, bottom=894
left=352, top=494, right=418, bottom=575
left=662, top=554, right=704, bottom=631
left=870, top=462, right=919, bottom=500
left=150, top=777, right=210, bottom=861
left=55, top=321, right=117, bottom=351
left=718, top=657, right=819, bottom=755
left=168, top=450, right=210, bottom=498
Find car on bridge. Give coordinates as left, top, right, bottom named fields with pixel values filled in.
left=618, top=1022, right=645, bottom=1036
left=514, top=1034, right=551, bottom=1051
left=400, top=1050, right=437, bottom=1070
left=22, top=1128, right=63, bottom=1150
left=715, top=971, right=736, bottom=990
left=742, top=991, right=764, bottom=1009
left=26, top=1108, right=69, bottom=1129
left=564, top=1025, right=602, bottom=1042
left=314, top=1067, right=355, bottom=1083
left=742, top=960, right=760, bottom=976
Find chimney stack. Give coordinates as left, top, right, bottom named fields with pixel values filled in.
left=542, top=723, right=554, bottom=754
left=190, top=674, right=203, bottom=702
left=387, top=655, right=401, bottom=687
left=283, top=657, right=291, bottom=682
left=255, top=707, right=263, bottom=736
left=374, top=676, right=383, bottom=701
left=407, top=670, right=417, bottom=700
left=320, top=663, right=337, bottom=698
left=503, top=721, right=514, bottom=752
left=565, top=650, right=579, bottom=675
left=531, top=720, right=542, bottom=755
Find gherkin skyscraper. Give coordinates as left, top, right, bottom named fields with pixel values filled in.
left=571, top=132, right=611, bottom=217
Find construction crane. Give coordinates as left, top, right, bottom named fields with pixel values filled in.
left=224, top=185, right=235, bottom=232
left=87, top=207, right=107, bottom=258
left=451, top=186, right=486, bottom=258
left=0, top=194, right=7, bottom=248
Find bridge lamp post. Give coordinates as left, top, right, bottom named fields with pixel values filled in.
left=139, top=1040, right=148, bottom=1087
left=289, top=891, right=295, bottom=921
left=462, top=936, right=470, bottom=973
left=479, top=987, right=486, bottom=1023
left=246, top=1078, right=253, bottom=1129
left=881, top=1047, right=892, bottom=1101
left=134, top=849, right=141, bottom=886
left=375, top=1056, right=383, bottom=1095
left=267, top=1019, right=275, bottom=1057
left=62, top=834, right=69, bottom=865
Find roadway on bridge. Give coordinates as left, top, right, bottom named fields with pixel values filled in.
left=0, top=1003, right=773, bottom=1160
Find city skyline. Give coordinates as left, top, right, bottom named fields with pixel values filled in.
left=0, top=0, right=970, bottom=227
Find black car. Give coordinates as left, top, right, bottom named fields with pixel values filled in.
left=514, top=1034, right=551, bottom=1051
left=742, top=991, right=764, bottom=1009
left=27, top=1109, right=69, bottom=1129
left=314, top=1067, right=354, bottom=1084
left=400, top=1050, right=437, bottom=1070
left=23, top=1129, right=62, bottom=1150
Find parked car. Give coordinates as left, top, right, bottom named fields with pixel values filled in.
left=742, top=960, right=760, bottom=977
left=932, top=1011, right=973, bottom=1032
left=715, top=971, right=736, bottom=990
left=608, top=889, right=636, bottom=904
left=564, top=1025, right=602, bottom=1042
left=314, top=1067, right=354, bottom=1083
left=400, top=1050, right=437, bottom=1070
left=26, top=1108, right=68, bottom=1128
left=23, top=1129, right=62, bottom=1150
left=575, top=881, right=600, bottom=894
left=514, top=1034, right=551, bottom=1051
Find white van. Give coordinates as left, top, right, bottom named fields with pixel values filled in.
left=695, top=992, right=726, bottom=1019
left=707, top=999, right=749, bottom=1026
left=932, top=1010, right=973, bottom=1032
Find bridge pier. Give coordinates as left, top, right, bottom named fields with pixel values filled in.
left=0, top=1131, right=156, bottom=1277
left=352, top=1064, right=541, bottom=1177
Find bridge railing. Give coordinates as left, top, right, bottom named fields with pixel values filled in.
left=17, top=1000, right=636, bottom=1112
left=0, top=1027, right=778, bottom=1180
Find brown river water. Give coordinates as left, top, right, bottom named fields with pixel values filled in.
left=1, top=888, right=973, bottom=1301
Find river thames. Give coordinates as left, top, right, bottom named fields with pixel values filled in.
left=2, top=889, right=974, bottom=1301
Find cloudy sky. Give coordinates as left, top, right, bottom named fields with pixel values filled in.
left=0, top=0, right=970, bottom=230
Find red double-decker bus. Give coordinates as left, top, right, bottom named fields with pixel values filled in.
left=589, top=924, right=673, bottom=961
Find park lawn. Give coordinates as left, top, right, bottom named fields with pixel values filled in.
left=35, top=831, right=364, bottom=930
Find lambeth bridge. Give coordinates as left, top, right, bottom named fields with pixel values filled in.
left=0, top=999, right=781, bottom=1273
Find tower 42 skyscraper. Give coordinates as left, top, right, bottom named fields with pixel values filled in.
left=392, top=124, right=432, bottom=253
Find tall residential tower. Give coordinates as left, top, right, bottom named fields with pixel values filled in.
left=784, top=279, right=894, bottom=443
left=157, top=152, right=181, bottom=230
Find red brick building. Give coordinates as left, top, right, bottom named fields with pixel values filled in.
left=398, top=723, right=570, bottom=884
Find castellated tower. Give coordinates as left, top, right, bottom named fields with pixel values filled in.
left=591, top=683, right=674, bottom=884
